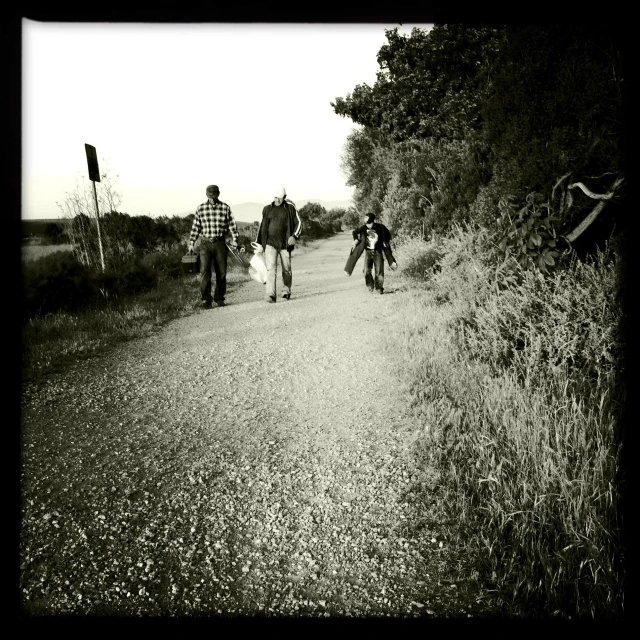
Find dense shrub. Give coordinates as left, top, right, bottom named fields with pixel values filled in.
left=23, top=251, right=158, bottom=319
left=22, top=250, right=94, bottom=318
left=141, top=245, right=186, bottom=280
left=302, top=218, right=334, bottom=240
left=89, top=260, right=157, bottom=301
left=399, top=239, right=444, bottom=280
left=43, top=222, right=67, bottom=245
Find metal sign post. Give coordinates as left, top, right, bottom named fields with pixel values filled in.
left=85, top=143, right=105, bottom=271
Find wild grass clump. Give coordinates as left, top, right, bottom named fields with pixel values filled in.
left=398, top=237, right=444, bottom=281
left=22, top=250, right=159, bottom=320
left=22, top=263, right=250, bottom=383
left=395, top=225, right=625, bottom=617
left=460, top=251, right=624, bottom=390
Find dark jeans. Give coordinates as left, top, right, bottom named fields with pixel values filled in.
left=364, top=249, right=384, bottom=292
left=199, top=238, right=228, bottom=303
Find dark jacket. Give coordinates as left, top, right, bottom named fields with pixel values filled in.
left=344, top=223, right=396, bottom=276
left=256, top=199, right=303, bottom=252
left=352, top=222, right=391, bottom=251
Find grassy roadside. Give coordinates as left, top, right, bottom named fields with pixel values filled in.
left=21, top=239, right=325, bottom=385
left=21, top=264, right=251, bottom=385
left=388, top=230, right=626, bottom=618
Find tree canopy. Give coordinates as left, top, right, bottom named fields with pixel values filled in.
left=332, top=24, right=627, bottom=258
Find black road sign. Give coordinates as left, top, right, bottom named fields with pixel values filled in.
left=85, top=143, right=101, bottom=182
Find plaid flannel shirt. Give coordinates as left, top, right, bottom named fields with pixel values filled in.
left=189, top=199, right=239, bottom=247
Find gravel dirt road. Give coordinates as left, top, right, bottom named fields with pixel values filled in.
left=20, top=232, right=489, bottom=617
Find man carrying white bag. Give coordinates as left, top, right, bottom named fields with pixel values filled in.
left=253, top=186, right=303, bottom=303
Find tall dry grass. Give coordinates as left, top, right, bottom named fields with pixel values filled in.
left=22, top=266, right=250, bottom=383
left=391, top=226, right=625, bottom=617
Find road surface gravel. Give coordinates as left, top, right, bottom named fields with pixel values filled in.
left=20, top=232, right=489, bottom=617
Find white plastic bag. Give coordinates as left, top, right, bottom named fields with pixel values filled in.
left=248, top=242, right=267, bottom=284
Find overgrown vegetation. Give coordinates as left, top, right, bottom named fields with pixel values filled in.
left=394, top=229, right=625, bottom=618
left=337, top=24, right=627, bottom=618
left=333, top=24, right=626, bottom=252
left=21, top=261, right=251, bottom=383
left=298, top=202, right=353, bottom=237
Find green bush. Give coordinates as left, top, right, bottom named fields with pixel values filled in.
left=96, top=260, right=158, bottom=298
left=141, top=245, right=185, bottom=279
left=22, top=250, right=94, bottom=318
left=401, top=244, right=444, bottom=280
left=302, top=218, right=334, bottom=240
left=23, top=251, right=159, bottom=319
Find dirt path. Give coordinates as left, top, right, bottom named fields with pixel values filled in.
left=20, top=233, right=482, bottom=617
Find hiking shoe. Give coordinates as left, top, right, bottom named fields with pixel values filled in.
left=390, top=262, right=398, bottom=271
left=378, top=290, right=384, bottom=295
left=214, top=300, right=226, bottom=307
left=266, top=296, right=276, bottom=304
left=282, top=293, right=291, bottom=300
left=201, top=300, right=213, bottom=308
left=367, top=287, right=374, bottom=293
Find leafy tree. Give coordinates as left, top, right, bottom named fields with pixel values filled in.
left=334, top=25, right=501, bottom=237
left=332, top=25, right=504, bottom=142
left=334, top=23, right=627, bottom=257
left=341, top=207, right=361, bottom=230
left=323, top=207, right=347, bottom=232
left=298, top=202, right=327, bottom=222
left=339, top=127, right=391, bottom=217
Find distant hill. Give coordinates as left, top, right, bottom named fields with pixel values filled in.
left=227, top=202, right=264, bottom=223
left=228, top=199, right=353, bottom=223
left=23, top=198, right=354, bottom=229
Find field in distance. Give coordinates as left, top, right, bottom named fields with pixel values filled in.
left=22, top=243, right=74, bottom=262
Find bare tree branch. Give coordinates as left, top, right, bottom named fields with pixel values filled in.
left=586, top=171, right=616, bottom=180
left=564, top=176, right=625, bottom=244
left=567, top=177, right=624, bottom=201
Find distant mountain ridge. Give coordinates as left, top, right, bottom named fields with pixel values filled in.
left=228, top=199, right=353, bottom=222
left=24, top=199, right=354, bottom=224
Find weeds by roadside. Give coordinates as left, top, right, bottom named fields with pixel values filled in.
left=392, top=227, right=626, bottom=618
left=22, top=265, right=251, bottom=384
left=21, top=236, right=326, bottom=384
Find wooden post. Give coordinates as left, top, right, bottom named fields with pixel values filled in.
left=92, top=180, right=105, bottom=271
left=85, top=144, right=105, bottom=271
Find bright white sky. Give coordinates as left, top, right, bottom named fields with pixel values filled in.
left=22, top=21, right=432, bottom=220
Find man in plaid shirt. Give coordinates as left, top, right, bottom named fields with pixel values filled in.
left=188, top=184, right=241, bottom=308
